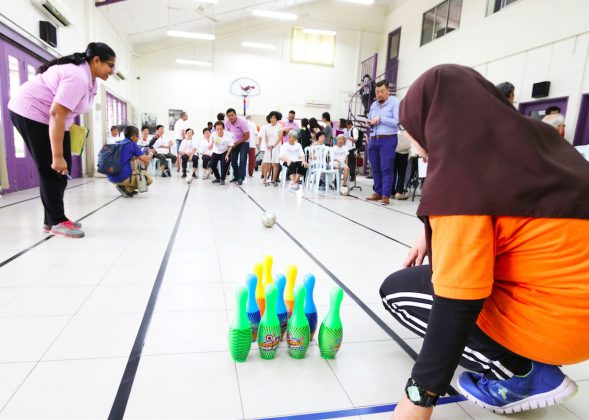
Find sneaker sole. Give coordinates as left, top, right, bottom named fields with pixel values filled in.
left=457, top=375, right=578, bottom=414
left=50, top=230, right=85, bottom=239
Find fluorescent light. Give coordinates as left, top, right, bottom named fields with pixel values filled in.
left=175, top=59, right=212, bottom=66
left=195, top=0, right=218, bottom=3
left=167, top=30, right=215, bottom=41
left=338, top=0, right=374, bottom=4
left=251, top=9, right=298, bottom=21
left=241, top=41, right=277, bottom=50
left=303, top=28, right=337, bottom=36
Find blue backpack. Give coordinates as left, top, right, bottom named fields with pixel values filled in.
left=97, top=139, right=132, bottom=175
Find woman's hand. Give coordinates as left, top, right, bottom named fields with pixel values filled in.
left=391, top=395, right=433, bottom=420
left=51, top=157, right=68, bottom=175
left=404, top=229, right=427, bottom=268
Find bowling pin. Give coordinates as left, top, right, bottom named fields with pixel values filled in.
left=257, top=283, right=281, bottom=360
left=274, top=274, right=288, bottom=340
left=285, top=265, right=297, bottom=318
left=286, top=284, right=310, bottom=359
left=318, top=287, right=344, bottom=359
left=228, top=285, right=252, bottom=362
left=253, top=262, right=265, bottom=315
left=303, top=274, right=318, bottom=341
left=262, top=255, right=274, bottom=286
left=245, top=274, right=261, bottom=342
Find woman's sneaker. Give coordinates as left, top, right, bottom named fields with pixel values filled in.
left=49, top=221, right=85, bottom=238
left=43, top=220, right=81, bottom=233
left=457, top=362, right=578, bottom=414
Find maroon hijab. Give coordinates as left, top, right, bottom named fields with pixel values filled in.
left=400, top=64, right=589, bottom=219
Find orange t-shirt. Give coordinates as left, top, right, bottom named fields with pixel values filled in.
left=430, top=215, right=589, bottom=365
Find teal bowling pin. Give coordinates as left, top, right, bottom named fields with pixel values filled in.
left=286, top=284, right=310, bottom=359
left=257, top=283, right=281, bottom=359
left=245, top=274, right=261, bottom=342
left=275, top=274, right=288, bottom=340
left=228, top=285, right=253, bottom=362
left=303, top=274, right=318, bottom=340
left=318, top=287, right=344, bottom=359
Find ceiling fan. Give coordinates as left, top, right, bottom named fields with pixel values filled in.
left=167, top=2, right=219, bottom=23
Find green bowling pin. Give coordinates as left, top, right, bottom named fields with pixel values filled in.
left=318, top=287, right=344, bottom=359
left=286, top=284, right=310, bottom=359
left=228, top=286, right=252, bottom=362
left=257, top=283, right=281, bottom=360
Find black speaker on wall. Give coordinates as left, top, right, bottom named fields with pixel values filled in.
left=39, top=21, right=57, bottom=47
left=532, top=81, right=550, bottom=98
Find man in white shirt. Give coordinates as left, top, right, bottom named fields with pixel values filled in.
left=246, top=115, right=259, bottom=178
left=108, top=125, right=122, bottom=144
left=209, top=121, right=234, bottom=185
left=345, top=120, right=359, bottom=182
left=173, top=112, right=189, bottom=171
left=197, top=127, right=213, bottom=179
left=332, top=134, right=350, bottom=187
left=152, top=124, right=177, bottom=177
left=279, top=131, right=308, bottom=190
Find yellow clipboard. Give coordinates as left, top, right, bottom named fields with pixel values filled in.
left=70, top=124, right=89, bottom=156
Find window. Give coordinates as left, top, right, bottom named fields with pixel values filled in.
left=487, top=0, right=520, bottom=15
left=290, top=27, right=336, bottom=66
left=105, top=92, right=127, bottom=135
left=420, top=0, right=462, bottom=46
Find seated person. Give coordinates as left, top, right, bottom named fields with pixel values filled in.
left=197, top=127, right=213, bottom=179
left=108, top=125, right=121, bottom=144
left=332, top=134, right=350, bottom=188
left=137, top=126, right=151, bottom=152
left=279, top=131, right=308, bottom=190
left=178, top=128, right=199, bottom=178
left=107, top=125, right=154, bottom=198
left=152, top=124, right=177, bottom=177
left=209, top=120, right=234, bottom=185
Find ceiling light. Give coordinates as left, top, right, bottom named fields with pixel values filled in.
left=337, top=0, right=374, bottom=4
left=251, top=9, right=298, bottom=21
left=195, top=0, right=218, bottom=3
left=175, top=59, right=212, bottom=66
left=303, top=28, right=337, bottom=36
left=241, top=41, right=277, bottom=50
left=167, top=30, right=215, bottom=41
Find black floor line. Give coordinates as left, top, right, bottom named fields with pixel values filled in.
left=0, top=195, right=121, bottom=269
left=241, top=186, right=460, bottom=397
left=299, top=195, right=412, bottom=248
left=0, top=180, right=95, bottom=210
left=108, top=186, right=191, bottom=420
left=348, top=193, right=419, bottom=219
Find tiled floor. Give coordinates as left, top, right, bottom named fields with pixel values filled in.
left=0, top=175, right=587, bottom=419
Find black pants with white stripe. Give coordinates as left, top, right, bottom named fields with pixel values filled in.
left=380, top=265, right=532, bottom=382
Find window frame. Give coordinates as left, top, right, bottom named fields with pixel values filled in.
left=486, top=0, right=521, bottom=16
left=420, top=0, right=463, bottom=47
left=105, top=91, right=128, bottom=134
left=290, top=27, right=336, bottom=67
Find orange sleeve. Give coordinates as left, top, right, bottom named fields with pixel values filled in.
left=430, top=215, right=495, bottom=300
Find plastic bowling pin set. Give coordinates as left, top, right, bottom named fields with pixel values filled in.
left=228, top=255, right=344, bottom=362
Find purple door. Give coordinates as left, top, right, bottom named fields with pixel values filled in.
left=384, top=28, right=401, bottom=92
left=573, top=94, right=589, bottom=146
left=0, top=41, right=43, bottom=192
left=519, top=97, right=568, bottom=120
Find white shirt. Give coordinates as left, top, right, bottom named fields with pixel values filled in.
left=259, top=124, right=269, bottom=152
left=332, top=145, right=348, bottom=164
left=178, top=139, right=194, bottom=154
left=153, top=136, right=172, bottom=154
left=346, top=127, right=358, bottom=150
left=211, top=133, right=234, bottom=154
left=196, top=137, right=212, bottom=156
left=174, top=119, right=188, bottom=140
left=279, top=142, right=304, bottom=163
left=247, top=121, right=259, bottom=149
left=137, top=136, right=151, bottom=147
left=265, top=124, right=281, bottom=148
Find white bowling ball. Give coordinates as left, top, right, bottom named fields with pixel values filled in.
left=261, top=211, right=277, bottom=228
left=340, top=186, right=350, bottom=196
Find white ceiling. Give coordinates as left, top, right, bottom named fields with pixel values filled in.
left=97, top=0, right=401, bottom=52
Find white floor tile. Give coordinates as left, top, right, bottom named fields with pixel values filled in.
left=562, top=380, right=589, bottom=418
left=155, top=283, right=226, bottom=312
left=0, top=363, right=35, bottom=410
left=0, top=286, right=95, bottom=317
left=458, top=400, right=581, bottom=419
left=124, top=352, right=243, bottom=419
left=78, top=284, right=153, bottom=314
left=163, top=262, right=221, bottom=284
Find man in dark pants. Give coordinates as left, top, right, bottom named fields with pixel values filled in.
left=225, top=108, right=250, bottom=185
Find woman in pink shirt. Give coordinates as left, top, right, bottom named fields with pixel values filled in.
left=8, top=42, right=116, bottom=238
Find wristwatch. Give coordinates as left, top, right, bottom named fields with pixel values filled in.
left=405, top=378, right=439, bottom=407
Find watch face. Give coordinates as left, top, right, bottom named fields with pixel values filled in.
left=407, top=385, right=421, bottom=402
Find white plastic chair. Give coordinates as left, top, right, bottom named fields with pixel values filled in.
left=305, top=145, right=340, bottom=193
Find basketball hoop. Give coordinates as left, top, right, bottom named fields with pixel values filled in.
left=230, top=77, right=260, bottom=116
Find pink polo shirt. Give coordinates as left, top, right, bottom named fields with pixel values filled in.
left=8, top=62, right=97, bottom=130
left=225, top=117, right=250, bottom=143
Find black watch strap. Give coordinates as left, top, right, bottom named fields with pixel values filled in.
left=405, top=378, right=439, bottom=407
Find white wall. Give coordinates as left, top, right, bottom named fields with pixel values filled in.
left=379, top=0, right=589, bottom=141
left=0, top=0, right=137, bottom=175
left=135, top=0, right=384, bottom=134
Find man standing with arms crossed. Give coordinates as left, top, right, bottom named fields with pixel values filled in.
left=225, top=108, right=250, bottom=185
left=366, top=80, right=399, bottom=206
left=174, top=111, right=188, bottom=172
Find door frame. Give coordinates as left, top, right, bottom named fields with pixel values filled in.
left=573, top=93, right=589, bottom=146
left=518, top=96, right=569, bottom=119
left=385, top=27, right=401, bottom=91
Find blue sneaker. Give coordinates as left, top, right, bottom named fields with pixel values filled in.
left=457, top=362, right=577, bottom=414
